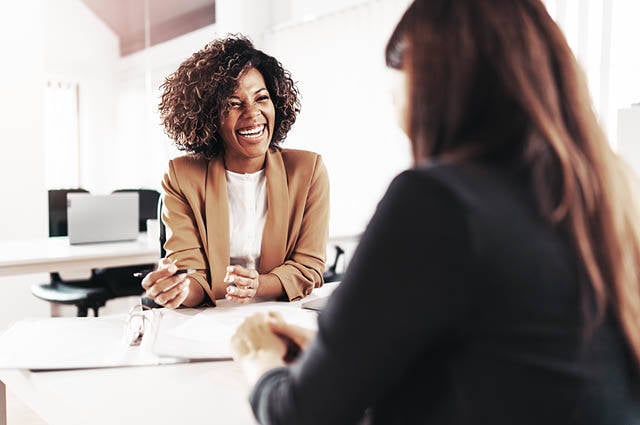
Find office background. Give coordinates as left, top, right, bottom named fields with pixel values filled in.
left=0, top=0, right=639, bottom=330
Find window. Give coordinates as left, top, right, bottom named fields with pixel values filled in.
left=543, top=0, right=640, bottom=150
left=43, top=80, right=80, bottom=189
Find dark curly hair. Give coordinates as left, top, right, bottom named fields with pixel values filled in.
left=159, top=35, right=300, bottom=158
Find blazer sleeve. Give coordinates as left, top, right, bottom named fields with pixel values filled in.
left=269, top=155, right=330, bottom=301
left=249, top=169, right=471, bottom=424
left=161, top=159, right=212, bottom=302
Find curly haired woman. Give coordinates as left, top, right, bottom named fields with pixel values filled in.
left=141, top=35, right=329, bottom=308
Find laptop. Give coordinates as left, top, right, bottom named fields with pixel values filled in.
left=67, top=193, right=139, bottom=244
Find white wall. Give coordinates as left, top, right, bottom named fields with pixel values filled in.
left=0, top=1, right=50, bottom=329
left=215, top=0, right=273, bottom=43
left=45, top=0, right=120, bottom=194
left=288, top=0, right=371, bottom=22
left=110, top=24, right=218, bottom=193
left=0, top=1, right=47, bottom=241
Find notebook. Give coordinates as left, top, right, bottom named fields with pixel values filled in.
left=67, top=193, right=139, bottom=244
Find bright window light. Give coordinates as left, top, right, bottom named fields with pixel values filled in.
left=43, top=80, right=80, bottom=189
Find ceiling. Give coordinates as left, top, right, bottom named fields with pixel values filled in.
left=81, top=0, right=215, bottom=56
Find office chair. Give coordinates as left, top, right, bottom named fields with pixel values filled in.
left=94, top=189, right=161, bottom=298
left=31, top=189, right=112, bottom=317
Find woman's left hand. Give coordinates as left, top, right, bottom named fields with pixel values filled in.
left=225, top=265, right=260, bottom=303
left=231, top=313, right=287, bottom=385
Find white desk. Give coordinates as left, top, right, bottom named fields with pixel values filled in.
left=0, top=234, right=358, bottom=278
left=0, top=284, right=338, bottom=425
left=0, top=316, right=257, bottom=425
left=0, top=234, right=159, bottom=277
left=0, top=361, right=256, bottom=425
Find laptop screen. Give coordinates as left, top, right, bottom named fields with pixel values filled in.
left=67, top=193, right=139, bottom=244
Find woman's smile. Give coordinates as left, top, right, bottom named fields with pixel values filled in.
left=236, top=123, right=267, bottom=142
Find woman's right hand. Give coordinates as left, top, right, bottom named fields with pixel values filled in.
left=266, top=311, right=317, bottom=359
left=141, top=259, right=190, bottom=309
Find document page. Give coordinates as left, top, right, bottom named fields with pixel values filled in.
left=0, top=315, right=179, bottom=370
left=151, top=302, right=318, bottom=360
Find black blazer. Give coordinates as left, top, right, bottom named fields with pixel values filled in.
left=250, top=161, right=640, bottom=425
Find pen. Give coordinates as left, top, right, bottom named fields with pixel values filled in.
left=132, top=268, right=196, bottom=278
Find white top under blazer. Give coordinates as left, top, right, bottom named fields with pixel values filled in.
left=225, top=169, right=267, bottom=269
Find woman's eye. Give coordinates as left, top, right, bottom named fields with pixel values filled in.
left=257, top=95, right=270, bottom=102
left=228, top=102, right=242, bottom=108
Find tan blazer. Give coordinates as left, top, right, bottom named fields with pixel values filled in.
left=161, top=148, right=329, bottom=303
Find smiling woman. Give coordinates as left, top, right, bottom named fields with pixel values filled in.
left=141, top=35, right=330, bottom=309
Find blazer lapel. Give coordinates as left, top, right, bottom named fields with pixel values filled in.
left=205, top=156, right=230, bottom=298
left=260, top=149, right=289, bottom=274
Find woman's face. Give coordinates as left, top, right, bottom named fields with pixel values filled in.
left=219, top=67, right=276, bottom=172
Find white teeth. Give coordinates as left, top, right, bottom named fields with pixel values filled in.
left=237, top=125, right=265, bottom=138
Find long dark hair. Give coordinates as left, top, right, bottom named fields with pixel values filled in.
left=387, top=0, right=640, bottom=368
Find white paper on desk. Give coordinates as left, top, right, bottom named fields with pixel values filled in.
left=0, top=315, right=180, bottom=370
left=151, top=302, right=318, bottom=360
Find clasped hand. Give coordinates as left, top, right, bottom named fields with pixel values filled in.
left=225, top=265, right=260, bottom=303
left=231, top=311, right=317, bottom=384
